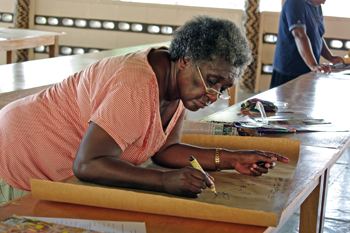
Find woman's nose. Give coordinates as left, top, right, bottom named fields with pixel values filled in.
left=206, top=93, right=218, bottom=104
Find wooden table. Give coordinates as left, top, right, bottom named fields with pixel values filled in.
left=0, top=146, right=339, bottom=233
left=0, top=42, right=170, bottom=95
left=1, top=49, right=350, bottom=232
left=0, top=28, right=65, bottom=64
left=200, top=70, right=350, bottom=232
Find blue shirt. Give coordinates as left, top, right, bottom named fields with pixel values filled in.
left=273, top=0, right=325, bottom=76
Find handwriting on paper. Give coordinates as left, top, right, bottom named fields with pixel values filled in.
left=205, top=174, right=291, bottom=207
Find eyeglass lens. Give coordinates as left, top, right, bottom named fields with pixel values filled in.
left=197, top=66, right=230, bottom=99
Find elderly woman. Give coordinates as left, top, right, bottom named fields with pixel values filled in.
left=0, top=15, right=289, bottom=200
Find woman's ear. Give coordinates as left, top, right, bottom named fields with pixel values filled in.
left=178, top=56, right=191, bottom=70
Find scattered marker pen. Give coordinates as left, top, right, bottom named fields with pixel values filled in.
left=189, top=156, right=217, bottom=196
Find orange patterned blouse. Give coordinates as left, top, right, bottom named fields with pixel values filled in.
left=0, top=47, right=185, bottom=191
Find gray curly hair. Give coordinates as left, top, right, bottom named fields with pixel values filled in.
left=169, top=15, right=253, bottom=76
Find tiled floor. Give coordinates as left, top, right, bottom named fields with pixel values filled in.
left=277, top=150, right=350, bottom=233
left=186, top=87, right=350, bottom=232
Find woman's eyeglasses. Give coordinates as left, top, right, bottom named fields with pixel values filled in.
left=196, top=66, right=231, bottom=100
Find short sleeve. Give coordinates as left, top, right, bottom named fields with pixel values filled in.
left=285, top=0, right=307, bottom=31
left=89, top=79, right=157, bottom=151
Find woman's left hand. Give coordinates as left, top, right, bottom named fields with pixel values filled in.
left=227, top=150, right=290, bottom=176
left=329, top=56, right=346, bottom=66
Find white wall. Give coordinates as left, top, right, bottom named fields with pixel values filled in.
left=1, top=0, right=349, bottom=92
left=0, top=0, right=243, bottom=65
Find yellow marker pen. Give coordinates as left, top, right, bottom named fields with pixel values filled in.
left=189, top=156, right=217, bottom=196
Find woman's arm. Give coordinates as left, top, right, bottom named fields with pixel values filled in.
left=152, top=111, right=289, bottom=176
left=292, top=27, right=331, bottom=73
left=73, top=122, right=164, bottom=191
left=73, top=121, right=213, bottom=197
left=321, top=38, right=346, bottom=65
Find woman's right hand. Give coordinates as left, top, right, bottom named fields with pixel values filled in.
left=311, top=63, right=332, bottom=74
left=161, top=167, right=215, bottom=198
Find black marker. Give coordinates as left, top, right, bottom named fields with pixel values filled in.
left=256, top=161, right=267, bottom=167
left=256, top=161, right=276, bottom=167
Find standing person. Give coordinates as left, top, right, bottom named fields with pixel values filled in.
left=270, top=0, right=346, bottom=88
left=0, top=15, right=289, bottom=202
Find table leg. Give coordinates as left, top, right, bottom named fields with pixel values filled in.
left=299, top=170, right=329, bottom=233
left=6, top=50, right=13, bottom=64
left=48, top=35, right=59, bottom=58
left=318, top=168, right=329, bottom=233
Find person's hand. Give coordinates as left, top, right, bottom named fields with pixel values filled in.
left=312, top=56, right=346, bottom=74
left=311, top=63, right=332, bottom=74
left=329, top=56, right=346, bottom=66
left=161, top=167, right=215, bottom=198
left=229, top=150, right=289, bottom=176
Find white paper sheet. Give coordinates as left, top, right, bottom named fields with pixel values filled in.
left=24, top=216, right=147, bottom=233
